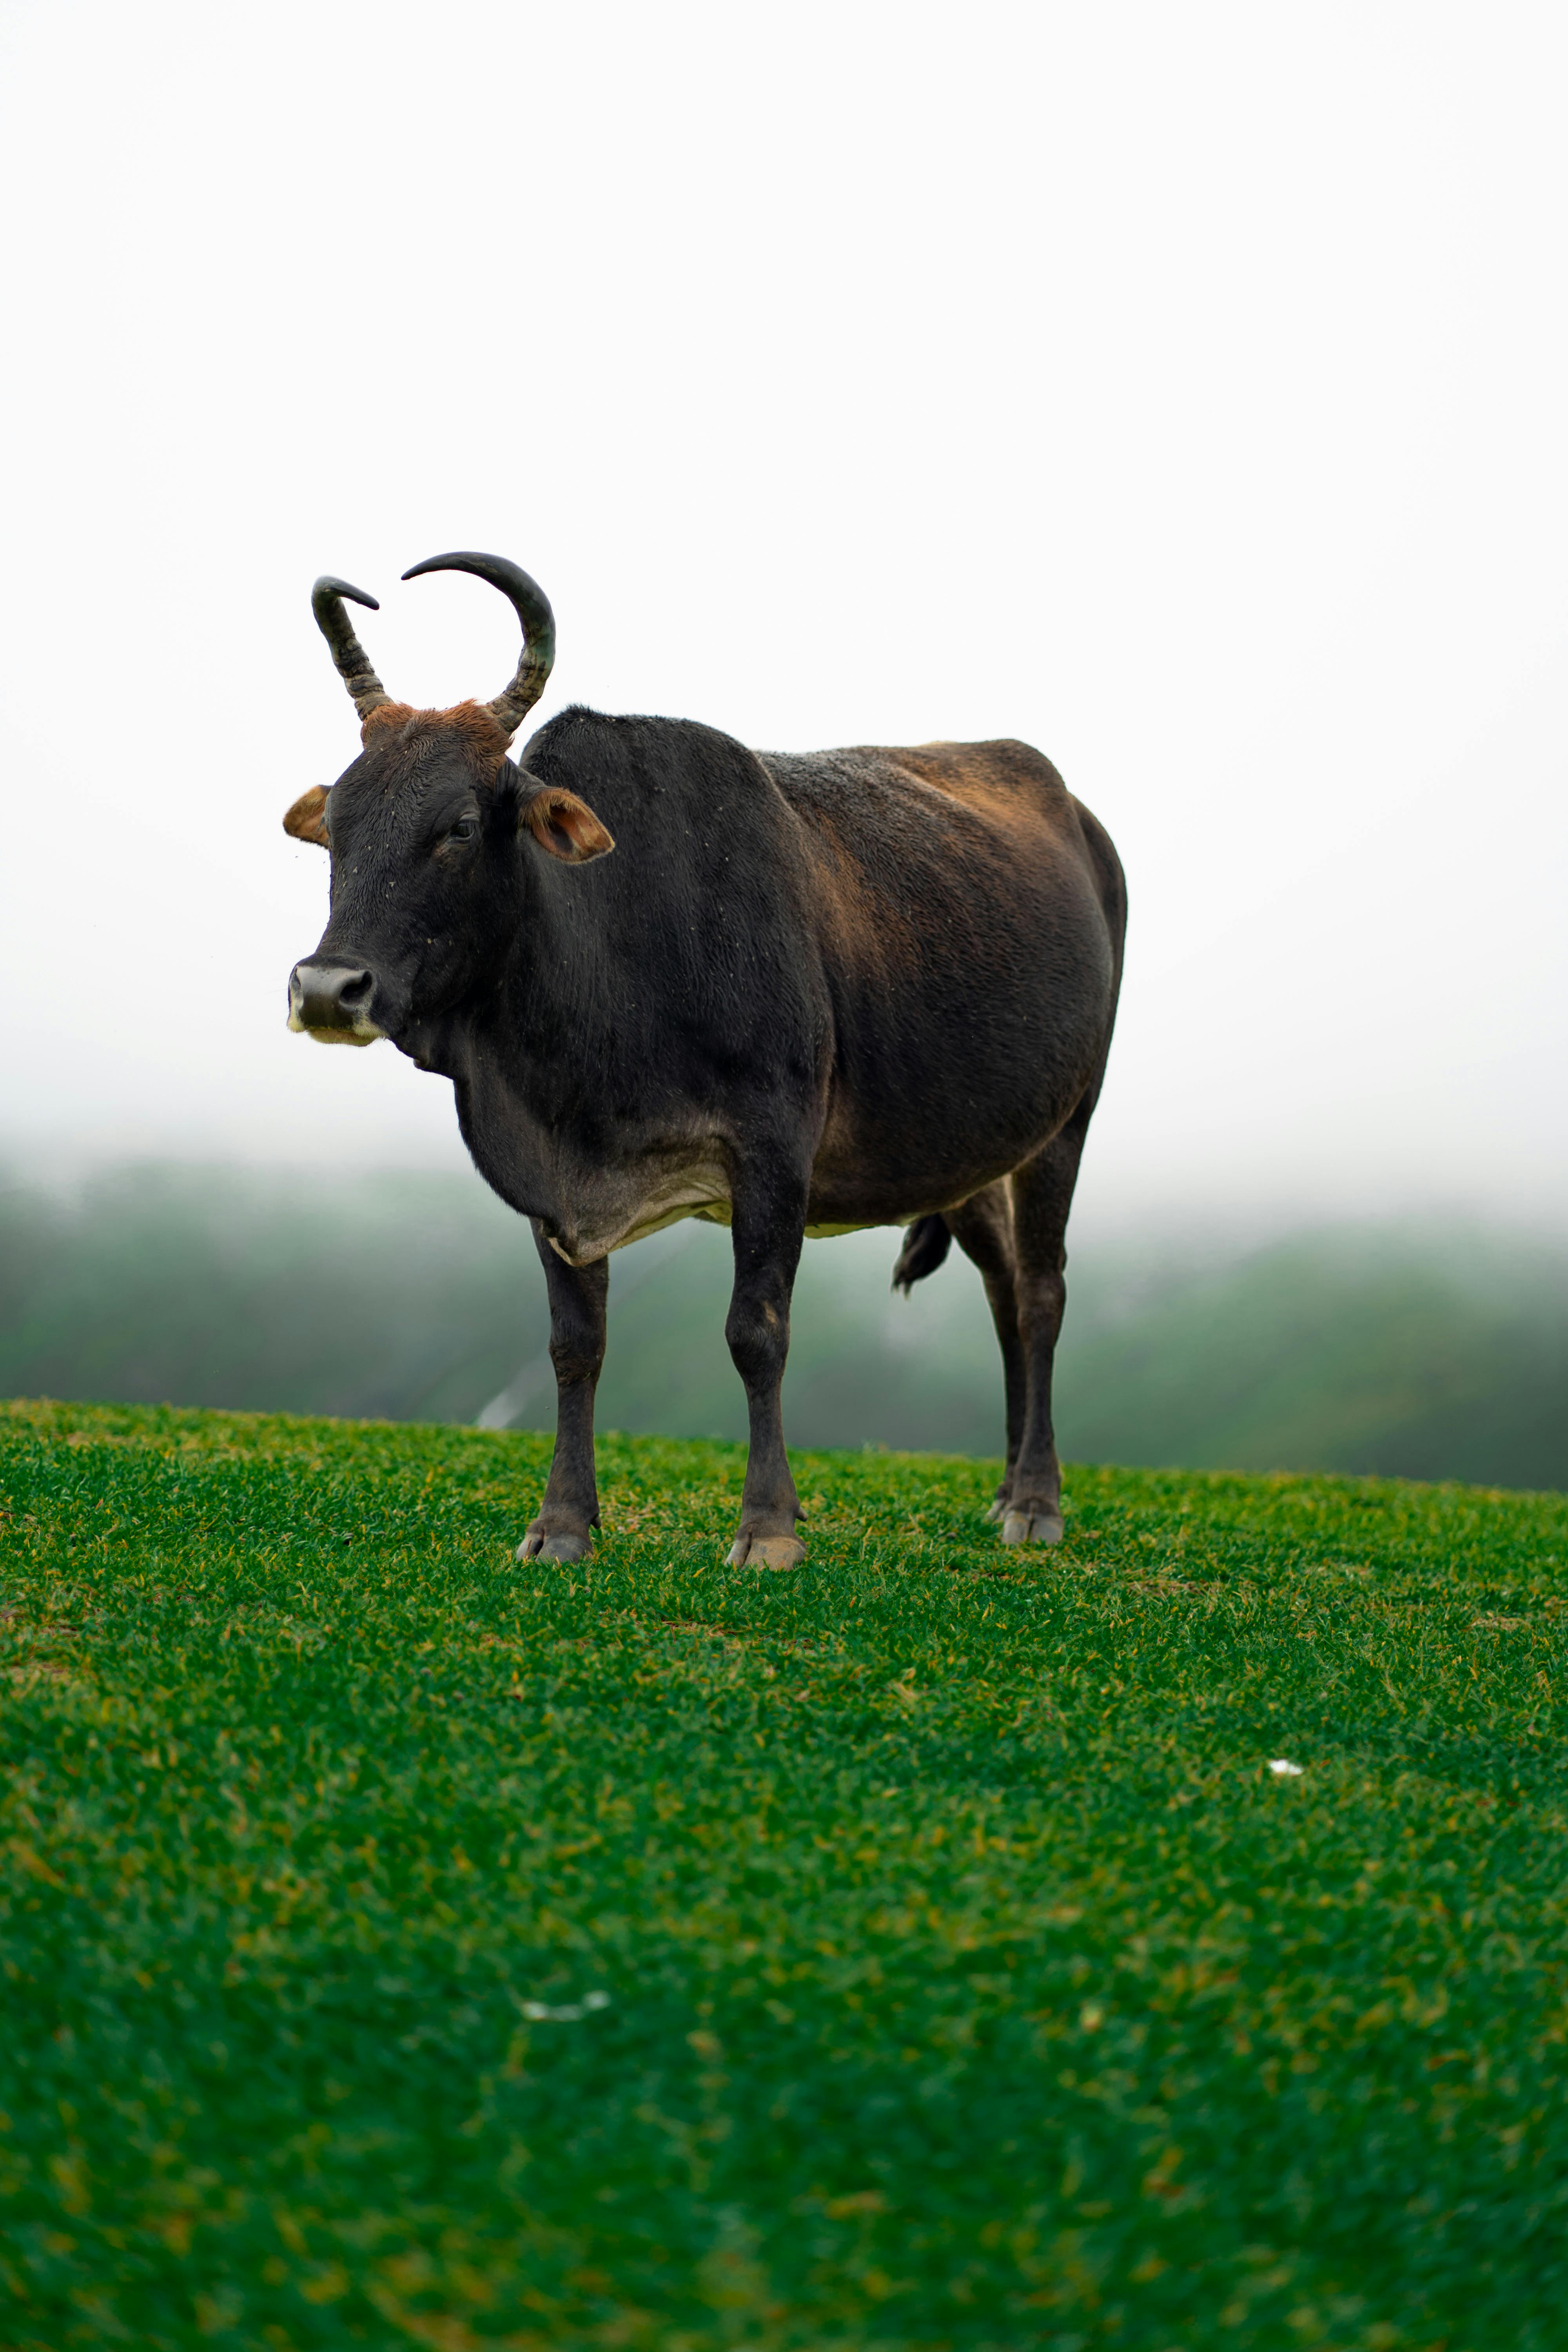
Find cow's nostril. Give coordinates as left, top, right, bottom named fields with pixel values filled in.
left=289, top=960, right=377, bottom=1034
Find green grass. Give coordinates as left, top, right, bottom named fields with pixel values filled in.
left=2, top=1401, right=1567, bottom=2351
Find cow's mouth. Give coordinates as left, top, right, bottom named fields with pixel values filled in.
left=287, top=960, right=386, bottom=1047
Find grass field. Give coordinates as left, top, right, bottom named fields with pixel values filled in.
left=3, top=1400, right=1567, bottom=2350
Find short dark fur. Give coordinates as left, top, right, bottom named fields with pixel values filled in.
left=289, top=690, right=1125, bottom=1564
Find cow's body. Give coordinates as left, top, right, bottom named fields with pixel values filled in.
left=436, top=713, right=1122, bottom=1264
left=287, top=557, right=1126, bottom=1567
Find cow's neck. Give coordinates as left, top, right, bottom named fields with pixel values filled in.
left=438, top=869, right=657, bottom=1254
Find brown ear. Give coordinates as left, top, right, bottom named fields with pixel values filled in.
left=521, top=786, right=615, bottom=864
left=283, top=785, right=332, bottom=848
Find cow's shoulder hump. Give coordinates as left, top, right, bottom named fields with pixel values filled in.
left=519, top=704, right=780, bottom=819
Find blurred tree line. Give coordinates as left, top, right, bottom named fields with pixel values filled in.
left=2, top=1161, right=1564, bottom=1490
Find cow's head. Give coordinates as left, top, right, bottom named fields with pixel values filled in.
left=285, top=552, right=613, bottom=1050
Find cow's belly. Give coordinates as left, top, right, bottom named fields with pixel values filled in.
left=546, top=1154, right=731, bottom=1264
left=545, top=1156, right=886, bottom=1265
left=534, top=1088, right=1088, bottom=1265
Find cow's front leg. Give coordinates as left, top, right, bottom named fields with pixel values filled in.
left=517, top=1228, right=608, bottom=1564
left=724, top=1165, right=808, bottom=1570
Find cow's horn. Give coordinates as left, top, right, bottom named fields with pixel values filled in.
left=401, top=551, right=556, bottom=738
left=312, top=577, right=393, bottom=723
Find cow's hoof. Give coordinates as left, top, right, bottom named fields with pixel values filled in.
left=984, top=1497, right=1006, bottom=1523
left=1001, top=1508, right=1063, bottom=1547
left=515, top=1529, right=592, bottom=1564
left=726, top=1534, right=807, bottom=1571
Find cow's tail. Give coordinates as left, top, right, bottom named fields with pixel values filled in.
left=891, top=1213, right=952, bottom=1296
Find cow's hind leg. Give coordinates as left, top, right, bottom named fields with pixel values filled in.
left=724, top=1163, right=809, bottom=1571
left=517, top=1226, right=608, bottom=1564
left=999, top=1107, right=1093, bottom=1547
left=946, top=1183, right=1026, bottom=1523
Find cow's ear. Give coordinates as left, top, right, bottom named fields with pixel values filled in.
left=283, top=786, right=331, bottom=848
left=520, top=785, right=615, bottom=864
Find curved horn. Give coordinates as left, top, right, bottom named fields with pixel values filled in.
left=401, top=551, right=556, bottom=738
left=311, top=577, right=393, bottom=723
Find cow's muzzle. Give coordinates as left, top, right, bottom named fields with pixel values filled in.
left=287, top=960, right=384, bottom=1046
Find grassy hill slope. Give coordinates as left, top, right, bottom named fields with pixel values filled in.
left=3, top=1401, right=1567, bottom=2349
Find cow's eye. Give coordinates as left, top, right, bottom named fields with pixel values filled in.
left=446, top=816, right=479, bottom=846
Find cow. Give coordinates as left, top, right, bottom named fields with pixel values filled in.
left=285, top=553, right=1126, bottom=1570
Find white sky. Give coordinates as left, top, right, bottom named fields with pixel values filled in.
left=2, top=0, right=1565, bottom=1230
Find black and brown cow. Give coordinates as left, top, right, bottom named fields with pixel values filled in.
left=286, top=554, right=1126, bottom=1567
